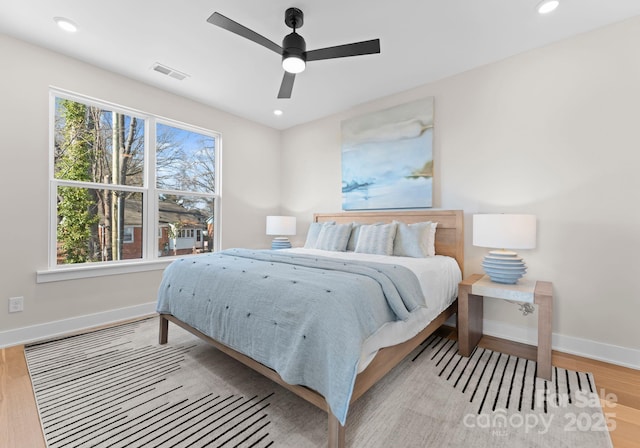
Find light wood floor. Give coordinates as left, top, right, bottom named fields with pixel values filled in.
left=1, top=323, right=638, bottom=448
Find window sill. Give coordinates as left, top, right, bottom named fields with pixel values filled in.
left=36, top=259, right=176, bottom=283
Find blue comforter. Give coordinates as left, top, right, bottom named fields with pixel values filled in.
left=156, top=248, right=425, bottom=425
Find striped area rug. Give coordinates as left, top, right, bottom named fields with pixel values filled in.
left=25, top=319, right=275, bottom=447
left=411, top=334, right=599, bottom=416
left=25, top=317, right=613, bottom=448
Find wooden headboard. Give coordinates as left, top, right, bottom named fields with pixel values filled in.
left=314, top=210, right=464, bottom=275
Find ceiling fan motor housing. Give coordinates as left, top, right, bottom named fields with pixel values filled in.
left=282, top=32, right=306, bottom=61
left=283, top=7, right=306, bottom=64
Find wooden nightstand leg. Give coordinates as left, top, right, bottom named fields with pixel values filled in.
left=535, top=281, right=553, bottom=380
left=458, top=274, right=484, bottom=357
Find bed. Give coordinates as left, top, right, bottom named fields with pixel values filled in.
left=157, top=209, right=464, bottom=448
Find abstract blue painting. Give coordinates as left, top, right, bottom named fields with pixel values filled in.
left=341, top=97, right=433, bottom=210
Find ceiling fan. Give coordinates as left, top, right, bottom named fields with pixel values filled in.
left=207, top=8, right=381, bottom=99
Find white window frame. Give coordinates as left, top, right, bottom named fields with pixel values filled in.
left=37, top=88, right=221, bottom=283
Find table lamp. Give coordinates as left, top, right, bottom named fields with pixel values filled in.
left=473, top=214, right=536, bottom=284
left=266, top=216, right=296, bottom=249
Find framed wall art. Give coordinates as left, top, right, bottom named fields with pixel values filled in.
left=341, top=97, right=434, bottom=210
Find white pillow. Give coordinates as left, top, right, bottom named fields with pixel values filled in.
left=315, top=223, right=353, bottom=251
left=303, top=221, right=335, bottom=248
left=393, top=221, right=438, bottom=257
left=355, top=223, right=397, bottom=256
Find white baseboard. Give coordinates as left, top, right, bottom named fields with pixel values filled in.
left=483, top=318, right=639, bottom=370
left=444, top=315, right=639, bottom=370
left=0, top=302, right=157, bottom=348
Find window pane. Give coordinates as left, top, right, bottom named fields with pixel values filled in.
left=156, top=123, right=216, bottom=193
left=123, top=226, right=134, bottom=243
left=56, top=186, right=143, bottom=264
left=158, top=195, right=214, bottom=257
left=54, top=98, right=145, bottom=187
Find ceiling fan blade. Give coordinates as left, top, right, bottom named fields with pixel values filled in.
left=207, top=12, right=282, bottom=55
left=278, top=72, right=296, bottom=99
left=306, top=39, right=380, bottom=62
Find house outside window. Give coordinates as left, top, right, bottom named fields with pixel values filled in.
left=49, top=89, right=220, bottom=270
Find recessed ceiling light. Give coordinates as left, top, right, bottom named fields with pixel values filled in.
left=54, top=17, right=78, bottom=33
left=537, top=0, right=559, bottom=14
left=273, top=109, right=283, bottom=116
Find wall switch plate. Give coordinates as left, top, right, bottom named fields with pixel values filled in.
left=9, top=296, right=24, bottom=313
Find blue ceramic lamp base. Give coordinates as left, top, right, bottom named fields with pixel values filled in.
left=482, top=250, right=527, bottom=284
left=271, top=237, right=292, bottom=250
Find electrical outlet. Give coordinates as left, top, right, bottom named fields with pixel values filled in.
left=8, top=296, right=24, bottom=313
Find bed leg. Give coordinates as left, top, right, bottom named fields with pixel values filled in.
left=328, top=413, right=345, bottom=448
left=159, top=314, right=168, bottom=345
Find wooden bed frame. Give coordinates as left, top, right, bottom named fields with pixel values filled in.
left=159, top=209, right=464, bottom=448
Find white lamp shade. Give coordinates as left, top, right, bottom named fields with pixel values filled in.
left=266, top=216, right=296, bottom=236
left=473, top=214, right=536, bottom=249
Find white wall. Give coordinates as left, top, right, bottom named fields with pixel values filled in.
left=0, top=35, right=281, bottom=336
left=281, top=18, right=640, bottom=365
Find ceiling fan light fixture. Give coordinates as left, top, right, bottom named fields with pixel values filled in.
left=537, top=0, right=559, bottom=14
left=282, top=55, right=305, bottom=74
left=282, top=31, right=306, bottom=74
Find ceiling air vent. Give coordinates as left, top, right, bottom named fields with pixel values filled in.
left=151, top=63, right=189, bottom=81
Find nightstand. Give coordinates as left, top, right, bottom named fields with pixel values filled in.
left=458, top=274, right=553, bottom=380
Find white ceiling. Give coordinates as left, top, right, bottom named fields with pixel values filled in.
left=2, top=1, right=640, bottom=130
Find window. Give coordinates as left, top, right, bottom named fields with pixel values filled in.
left=123, top=226, right=134, bottom=244
left=49, top=89, right=219, bottom=272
